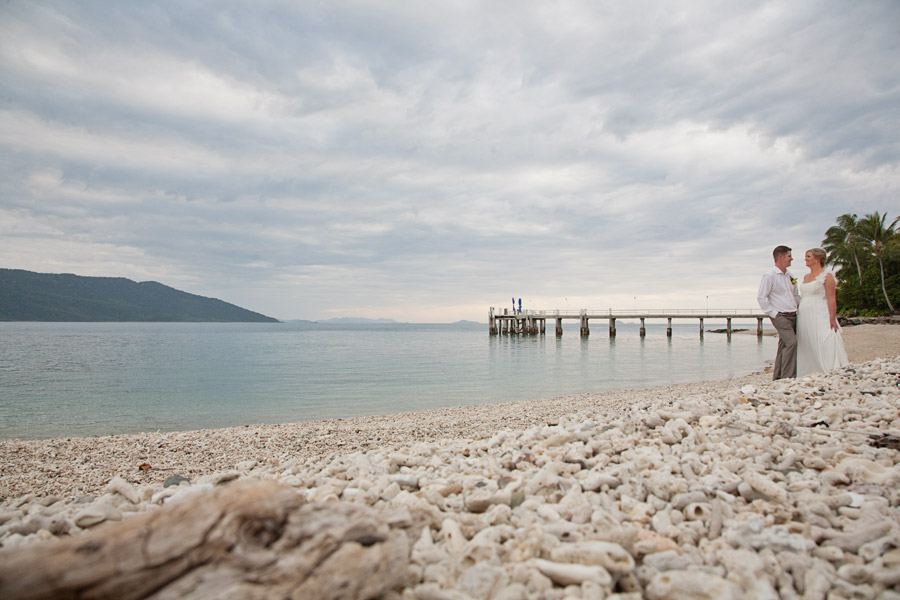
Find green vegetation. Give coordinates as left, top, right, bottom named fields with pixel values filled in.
left=822, top=211, right=899, bottom=315
left=0, top=269, right=279, bottom=322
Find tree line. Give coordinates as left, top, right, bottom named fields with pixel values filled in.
left=822, top=211, right=899, bottom=315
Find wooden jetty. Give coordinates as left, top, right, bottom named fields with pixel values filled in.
left=489, top=307, right=768, bottom=338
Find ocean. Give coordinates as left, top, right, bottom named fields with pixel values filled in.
left=0, top=321, right=775, bottom=440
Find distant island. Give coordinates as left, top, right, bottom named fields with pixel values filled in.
left=318, top=317, right=399, bottom=324
left=0, top=269, right=278, bottom=322
left=285, top=318, right=485, bottom=326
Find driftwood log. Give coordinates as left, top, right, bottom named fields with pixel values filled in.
left=0, top=480, right=420, bottom=600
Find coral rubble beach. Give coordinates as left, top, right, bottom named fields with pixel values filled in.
left=1, top=323, right=899, bottom=598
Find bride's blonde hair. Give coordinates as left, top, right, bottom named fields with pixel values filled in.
left=808, top=248, right=827, bottom=268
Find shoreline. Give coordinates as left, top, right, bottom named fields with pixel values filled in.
left=1, top=372, right=775, bottom=500
left=1, top=324, right=897, bottom=501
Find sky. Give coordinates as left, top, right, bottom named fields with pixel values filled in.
left=1, top=1, right=898, bottom=322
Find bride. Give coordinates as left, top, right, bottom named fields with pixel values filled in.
left=796, top=248, right=849, bottom=376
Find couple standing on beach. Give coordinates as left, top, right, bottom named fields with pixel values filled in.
left=757, top=245, right=849, bottom=380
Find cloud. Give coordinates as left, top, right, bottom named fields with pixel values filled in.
left=1, top=1, right=898, bottom=321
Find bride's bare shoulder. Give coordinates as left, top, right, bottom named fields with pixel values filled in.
left=803, top=270, right=829, bottom=283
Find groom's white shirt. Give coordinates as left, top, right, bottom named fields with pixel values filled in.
left=757, top=266, right=800, bottom=318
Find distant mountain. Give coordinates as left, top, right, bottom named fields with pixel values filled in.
left=312, top=318, right=484, bottom=326
left=318, top=317, right=399, bottom=324
left=0, top=269, right=278, bottom=322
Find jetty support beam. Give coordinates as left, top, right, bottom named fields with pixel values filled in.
left=699, top=317, right=704, bottom=339
left=580, top=311, right=589, bottom=337
left=609, top=317, right=616, bottom=337
left=555, top=317, right=563, bottom=337
left=757, top=317, right=764, bottom=337
left=640, top=318, right=646, bottom=337
left=667, top=317, right=672, bottom=337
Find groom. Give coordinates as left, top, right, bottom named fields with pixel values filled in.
left=757, top=245, right=801, bottom=379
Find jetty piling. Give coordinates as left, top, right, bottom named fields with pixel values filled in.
left=489, top=307, right=766, bottom=339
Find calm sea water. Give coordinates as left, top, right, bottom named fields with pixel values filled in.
left=0, top=321, right=775, bottom=440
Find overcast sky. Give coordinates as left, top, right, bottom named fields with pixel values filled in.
left=2, top=1, right=898, bottom=322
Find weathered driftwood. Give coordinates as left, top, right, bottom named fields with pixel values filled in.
left=0, top=480, right=418, bottom=600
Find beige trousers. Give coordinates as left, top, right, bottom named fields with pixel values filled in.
left=771, top=312, right=797, bottom=380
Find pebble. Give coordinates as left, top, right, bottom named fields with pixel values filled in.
left=163, top=474, right=190, bottom=488
left=105, top=475, right=141, bottom=504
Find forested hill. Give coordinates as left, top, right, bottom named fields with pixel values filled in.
left=0, top=269, right=279, bottom=322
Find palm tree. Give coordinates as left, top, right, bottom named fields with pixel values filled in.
left=822, top=213, right=865, bottom=285
left=857, top=211, right=899, bottom=312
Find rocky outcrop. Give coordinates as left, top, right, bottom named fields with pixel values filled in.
left=839, top=315, right=900, bottom=326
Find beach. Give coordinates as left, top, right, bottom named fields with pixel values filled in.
left=1, top=324, right=896, bottom=501
left=1, top=323, right=899, bottom=598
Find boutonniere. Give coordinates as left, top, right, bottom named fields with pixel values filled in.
left=790, top=277, right=797, bottom=285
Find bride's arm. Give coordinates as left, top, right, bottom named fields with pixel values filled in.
left=824, top=273, right=840, bottom=331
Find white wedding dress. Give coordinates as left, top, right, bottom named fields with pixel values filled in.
left=796, top=272, right=849, bottom=376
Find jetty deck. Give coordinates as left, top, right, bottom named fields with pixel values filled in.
left=489, top=307, right=768, bottom=337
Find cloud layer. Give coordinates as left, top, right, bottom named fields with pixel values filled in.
left=2, top=1, right=898, bottom=321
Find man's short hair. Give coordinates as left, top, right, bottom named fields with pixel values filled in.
left=773, top=245, right=792, bottom=260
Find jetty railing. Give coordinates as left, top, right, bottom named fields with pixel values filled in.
left=488, top=307, right=768, bottom=338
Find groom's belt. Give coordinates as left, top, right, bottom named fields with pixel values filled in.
left=778, top=311, right=797, bottom=316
